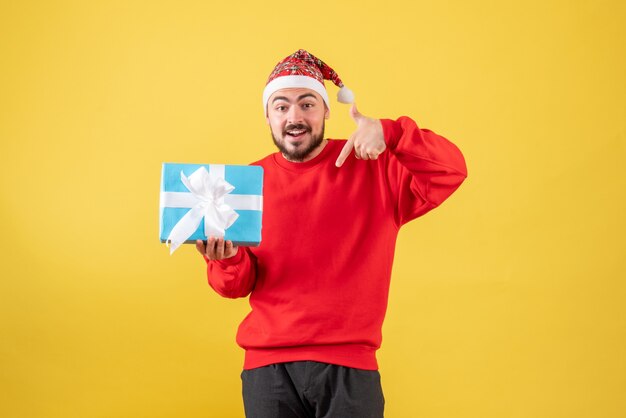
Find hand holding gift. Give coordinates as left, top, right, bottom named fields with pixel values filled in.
left=195, top=237, right=238, bottom=261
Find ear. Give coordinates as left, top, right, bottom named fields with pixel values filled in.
left=324, top=105, right=330, bottom=120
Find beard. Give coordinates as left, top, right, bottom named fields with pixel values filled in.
left=271, top=121, right=325, bottom=162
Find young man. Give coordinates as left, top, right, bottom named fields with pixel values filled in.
left=196, top=49, right=467, bottom=418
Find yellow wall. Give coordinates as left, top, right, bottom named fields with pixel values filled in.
left=1, top=1, right=624, bottom=417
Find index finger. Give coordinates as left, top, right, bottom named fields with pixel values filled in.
left=335, top=137, right=355, bottom=167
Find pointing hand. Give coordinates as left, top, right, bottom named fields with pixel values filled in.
left=335, top=103, right=385, bottom=167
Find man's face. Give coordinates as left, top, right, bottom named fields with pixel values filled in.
left=266, top=88, right=329, bottom=162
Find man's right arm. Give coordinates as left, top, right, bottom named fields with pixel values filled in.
left=196, top=238, right=257, bottom=299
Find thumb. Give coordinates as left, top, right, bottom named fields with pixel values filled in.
left=335, top=137, right=354, bottom=167
left=350, top=103, right=362, bottom=122
left=195, top=240, right=207, bottom=256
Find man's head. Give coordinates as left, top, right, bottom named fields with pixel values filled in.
left=266, top=87, right=329, bottom=162
left=262, top=50, right=354, bottom=161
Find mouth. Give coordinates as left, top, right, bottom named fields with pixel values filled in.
left=284, top=127, right=310, bottom=140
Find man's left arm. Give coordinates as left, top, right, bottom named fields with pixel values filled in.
left=336, top=104, right=467, bottom=225
left=381, top=116, right=467, bottom=225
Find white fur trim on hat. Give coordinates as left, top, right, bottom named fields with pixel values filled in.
left=263, top=75, right=330, bottom=116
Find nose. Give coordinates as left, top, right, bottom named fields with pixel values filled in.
left=286, top=106, right=304, bottom=124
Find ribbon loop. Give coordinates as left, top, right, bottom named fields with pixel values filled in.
left=166, top=167, right=239, bottom=254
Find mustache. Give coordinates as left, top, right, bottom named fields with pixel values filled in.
left=283, top=124, right=311, bottom=134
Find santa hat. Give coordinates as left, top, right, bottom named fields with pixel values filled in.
left=263, top=49, right=354, bottom=116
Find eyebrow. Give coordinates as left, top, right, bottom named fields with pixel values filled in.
left=271, top=93, right=319, bottom=104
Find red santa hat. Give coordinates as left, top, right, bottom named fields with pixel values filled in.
left=263, top=49, right=355, bottom=116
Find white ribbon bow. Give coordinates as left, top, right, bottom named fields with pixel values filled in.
left=165, top=167, right=239, bottom=254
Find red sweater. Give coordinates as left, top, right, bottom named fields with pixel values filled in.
left=205, top=117, right=467, bottom=370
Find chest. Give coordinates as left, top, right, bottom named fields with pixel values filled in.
left=258, top=162, right=393, bottom=247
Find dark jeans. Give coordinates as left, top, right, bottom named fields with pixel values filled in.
left=241, top=361, right=385, bottom=418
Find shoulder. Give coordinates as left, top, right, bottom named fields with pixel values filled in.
left=249, top=153, right=276, bottom=168
left=326, top=138, right=348, bottom=154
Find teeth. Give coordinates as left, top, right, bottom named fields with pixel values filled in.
left=288, top=130, right=305, bottom=135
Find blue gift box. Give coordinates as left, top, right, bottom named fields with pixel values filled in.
left=159, top=163, right=263, bottom=251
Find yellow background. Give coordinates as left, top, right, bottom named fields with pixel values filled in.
left=1, top=0, right=624, bottom=417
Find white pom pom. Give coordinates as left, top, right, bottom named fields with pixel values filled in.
left=337, top=86, right=355, bottom=104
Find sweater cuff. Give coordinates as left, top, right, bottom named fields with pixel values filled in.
left=211, top=247, right=245, bottom=267
left=380, top=118, right=403, bottom=150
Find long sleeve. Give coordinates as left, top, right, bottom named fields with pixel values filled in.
left=381, top=117, right=467, bottom=226
left=205, top=247, right=257, bottom=299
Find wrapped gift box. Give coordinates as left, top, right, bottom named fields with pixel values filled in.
left=159, top=163, right=263, bottom=253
